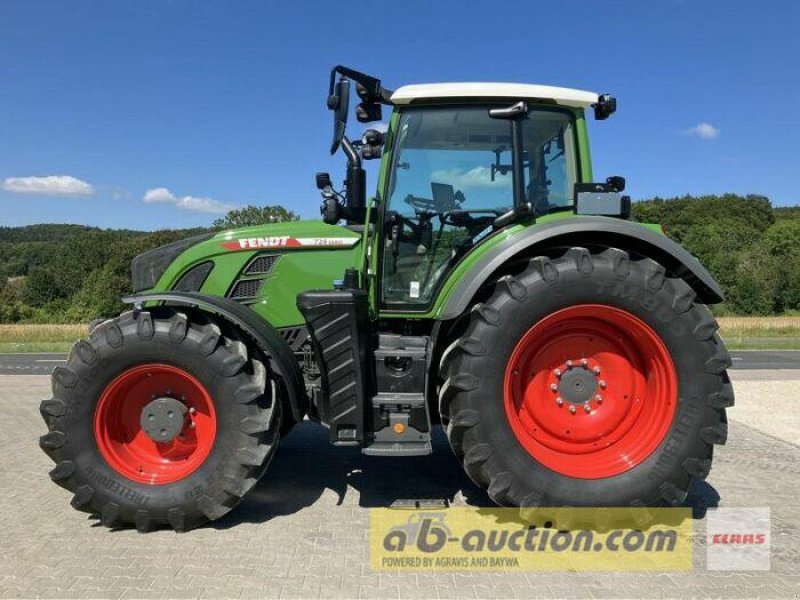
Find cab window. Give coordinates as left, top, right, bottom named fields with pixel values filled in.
left=381, top=105, right=576, bottom=307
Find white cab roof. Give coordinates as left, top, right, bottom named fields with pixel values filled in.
left=390, top=82, right=598, bottom=108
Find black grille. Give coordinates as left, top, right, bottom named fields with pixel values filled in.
left=173, top=261, right=214, bottom=292
left=277, top=326, right=309, bottom=351
left=245, top=254, right=280, bottom=275
left=229, top=279, right=264, bottom=299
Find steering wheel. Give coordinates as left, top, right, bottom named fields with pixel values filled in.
left=404, top=189, right=465, bottom=214
left=404, top=194, right=438, bottom=213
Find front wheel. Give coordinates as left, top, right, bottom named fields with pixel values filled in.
left=40, top=308, right=279, bottom=532
left=440, top=247, right=733, bottom=510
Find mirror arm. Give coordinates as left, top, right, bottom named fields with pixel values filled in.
left=510, top=120, right=526, bottom=210
left=341, top=136, right=366, bottom=219
left=341, top=136, right=361, bottom=168
left=329, top=65, right=394, bottom=104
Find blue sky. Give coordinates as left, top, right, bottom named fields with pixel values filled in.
left=1, top=0, right=798, bottom=230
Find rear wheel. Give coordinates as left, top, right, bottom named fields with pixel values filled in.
left=440, top=247, right=733, bottom=510
left=40, top=308, right=279, bottom=532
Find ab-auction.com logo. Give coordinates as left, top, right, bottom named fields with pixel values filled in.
left=370, top=508, right=693, bottom=571
left=382, top=512, right=678, bottom=555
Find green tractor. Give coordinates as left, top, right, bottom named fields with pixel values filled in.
left=40, top=66, right=733, bottom=531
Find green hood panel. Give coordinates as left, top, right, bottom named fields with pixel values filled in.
left=153, top=221, right=362, bottom=328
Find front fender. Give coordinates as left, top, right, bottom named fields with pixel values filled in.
left=438, top=216, right=724, bottom=320
left=122, top=291, right=307, bottom=422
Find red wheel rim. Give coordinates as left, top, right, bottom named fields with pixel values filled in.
left=504, top=305, right=677, bottom=479
left=94, top=364, right=216, bottom=484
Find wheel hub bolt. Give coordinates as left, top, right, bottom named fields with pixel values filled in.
left=595, top=395, right=603, bottom=403
left=189, top=407, right=196, bottom=415
left=550, top=383, right=558, bottom=392
left=556, top=397, right=564, bottom=406
left=583, top=403, right=592, bottom=413
left=569, top=405, right=577, bottom=414
left=599, top=380, right=607, bottom=389
left=581, top=359, right=588, bottom=367
left=554, top=368, right=562, bottom=378
left=565, top=360, right=574, bottom=368
left=592, top=367, right=601, bottom=375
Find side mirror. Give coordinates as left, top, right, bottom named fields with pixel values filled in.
left=593, top=94, right=617, bottom=120
left=606, top=176, right=625, bottom=192
left=329, top=77, right=350, bottom=154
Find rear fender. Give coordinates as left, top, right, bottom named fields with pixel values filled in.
left=438, top=216, right=724, bottom=320
left=123, top=291, right=307, bottom=422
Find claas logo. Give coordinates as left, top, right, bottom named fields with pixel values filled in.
left=711, top=533, right=767, bottom=545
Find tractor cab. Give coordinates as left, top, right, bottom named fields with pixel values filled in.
left=317, top=66, right=625, bottom=312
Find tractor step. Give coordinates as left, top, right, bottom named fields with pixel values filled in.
left=364, top=334, right=432, bottom=456
left=363, top=441, right=431, bottom=456
left=374, top=334, right=428, bottom=393
left=363, top=393, right=432, bottom=456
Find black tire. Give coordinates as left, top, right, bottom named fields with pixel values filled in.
left=39, top=308, right=279, bottom=532
left=440, top=246, right=733, bottom=512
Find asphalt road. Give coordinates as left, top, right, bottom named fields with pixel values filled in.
left=2, top=350, right=799, bottom=375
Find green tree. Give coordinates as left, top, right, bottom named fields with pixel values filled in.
left=725, top=245, right=782, bottom=315
left=762, top=220, right=800, bottom=258
left=761, top=221, right=800, bottom=311
left=633, top=193, right=774, bottom=244
left=66, top=261, right=130, bottom=321
left=21, top=268, right=70, bottom=307
left=0, top=277, right=35, bottom=323
left=212, top=205, right=300, bottom=229
left=633, top=194, right=781, bottom=314
left=782, top=263, right=800, bottom=311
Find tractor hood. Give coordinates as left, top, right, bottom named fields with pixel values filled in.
left=132, top=221, right=361, bottom=293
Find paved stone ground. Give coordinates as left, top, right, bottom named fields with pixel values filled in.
left=1, top=372, right=798, bottom=599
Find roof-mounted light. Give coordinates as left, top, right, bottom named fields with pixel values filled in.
left=593, top=94, right=617, bottom=120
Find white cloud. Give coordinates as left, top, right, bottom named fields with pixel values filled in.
left=430, top=166, right=510, bottom=190
left=142, top=187, right=237, bottom=214
left=142, top=187, right=174, bottom=204
left=2, top=175, right=95, bottom=196
left=684, top=122, right=720, bottom=140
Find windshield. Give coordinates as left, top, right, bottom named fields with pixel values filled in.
left=381, top=105, right=577, bottom=306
